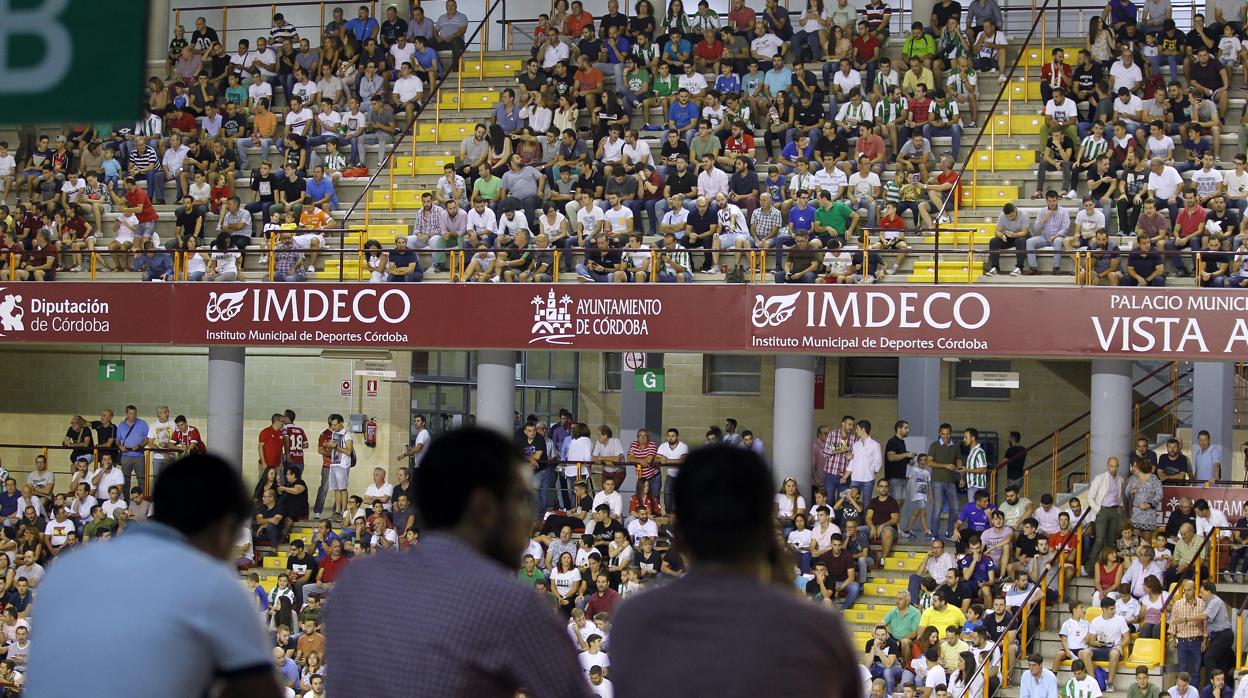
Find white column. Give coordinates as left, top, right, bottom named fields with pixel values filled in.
left=148, top=0, right=173, bottom=65
left=475, top=350, right=516, bottom=435
left=898, top=358, right=941, bottom=449
left=207, top=346, right=246, bottom=471
left=1090, top=359, right=1132, bottom=475
left=773, top=355, right=816, bottom=487
left=1192, top=362, right=1234, bottom=481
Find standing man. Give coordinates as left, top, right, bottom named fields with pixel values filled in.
left=1192, top=429, right=1222, bottom=486
left=326, top=429, right=590, bottom=696
left=884, top=421, right=917, bottom=503
left=1201, top=583, right=1234, bottom=681
left=610, top=446, right=860, bottom=695
left=1086, top=457, right=1123, bottom=569
left=25, top=455, right=282, bottom=698
left=656, top=428, right=689, bottom=514
left=962, top=428, right=988, bottom=502
left=928, top=423, right=962, bottom=542
left=1167, top=579, right=1206, bottom=682
left=258, top=413, right=286, bottom=475
left=281, top=410, right=309, bottom=479
left=313, top=416, right=335, bottom=520
left=327, top=413, right=353, bottom=520
left=398, top=414, right=431, bottom=471
left=115, top=405, right=149, bottom=497
left=822, top=415, right=857, bottom=501
left=849, top=420, right=883, bottom=496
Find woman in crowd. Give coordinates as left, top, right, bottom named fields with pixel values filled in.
left=1124, top=459, right=1163, bottom=534
left=1094, top=548, right=1124, bottom=598
left=775, top=477, right=807, bottom=535
left=551, top=551, right=583, bottom=618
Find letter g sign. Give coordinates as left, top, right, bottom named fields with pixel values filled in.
left=0, top=0, right=72, bottom=92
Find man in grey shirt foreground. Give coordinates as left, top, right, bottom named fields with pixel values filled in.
left=611, top=446, right=861, bottom=698
left=986, top=202, right=1031, bottom=276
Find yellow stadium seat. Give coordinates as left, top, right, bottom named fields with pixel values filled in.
left=960, top=185, right=1019, bottom=207
left=438, top=122, right=478, bottom=140
left=439, top=89, right=499, bottom=108
left=392, top=155, right=456, bottom=175
left=1084, top=607, right=1102, bottom=622
left=882, top=555, right=924, bottom=572
left=908, top=260, right=980, bottom=284
left=367, top=190, right=424, bottom=208
left=1018, top=47, right=1046, bottom=67
left=972, top=149, right=1036, bottom=170
left=1006, top=80, right=1043, bottom=101
left=462, top=58, right=525, bottom=77
left=988, top=114, right=1044, bottom=135
left=845, top=607, right=891, bottom=624
left=1123, top=639, right=1163, bottom=668
left=261, top=554, right=288, bottom=568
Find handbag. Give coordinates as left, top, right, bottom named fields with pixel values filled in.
left=341, top=167, right=368, bottom=178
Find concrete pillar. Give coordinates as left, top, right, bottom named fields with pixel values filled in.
left=475, top=350, right=517, bottom=435
left=147, top=0, right=172, bottom=65
left=619, top=354, right=665, bottom=449
left=898, top=358, right=941, bottom=452
left=1192, top=362, right=1234, bottom=481
left=773, top=355, right=816, bottom=488
left=207, top=346, right=245, bottom=471
left=1090, top=359, right=1132, bottom=476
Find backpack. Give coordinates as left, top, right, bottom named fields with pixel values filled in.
left=348, top=447, right=358, bottom=468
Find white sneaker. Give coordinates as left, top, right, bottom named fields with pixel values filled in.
left=306, top=265, right=315, bottom=273
left=1064, top=189, right=1079, bottom=200
left=985, top=267, right=998, bottom=276
left=937, top=215, right=950, bottom=224
left=1009, top=267, right=1022, bottom=276
left=886, top=265, right=898, bottom=275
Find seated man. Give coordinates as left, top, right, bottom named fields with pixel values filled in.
left=656, top=232, right=693, bottom=283
left=774, top=231, right=820, bottom=283
left=1119, top=234, right=1166, bottom=286
left=575, top=234, right=626, bottom=282
left=1025, top=190, right=1072, bottom=274
left=384, top=234, right=424, bottom=282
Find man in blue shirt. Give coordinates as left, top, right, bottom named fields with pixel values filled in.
left=346, top=5, right=381, bottom=43
left=667, top=89, right=701, bottom=137
left=1193, top=429, right=1223, bottom=484
left=305, top=166, right=339, bottom=210
left=955, top=490, right=993, bottom=548
left=25, top=455, right=281, bottom=698
left=763, top=54, right=793, bottom=97
left=115, top=405, right=149, bottom=498
left=1019, top=653, right=1058, bottom=698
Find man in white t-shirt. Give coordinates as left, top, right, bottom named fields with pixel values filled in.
left=1041, top=88, right=1079, bottom=146
left=575, top=191, right=608, bottom=241
left=592, top=478, right=624, bottom=519
left=1052, top=600, right=1090, bottom=671
left=284, top=97, right=314, bottom=137
left=0, top=141, right=17, bottom=203
left=147, top=405, right=177, bottom=475
left=626, top=507, right=658, bottom=544
left=1111, top=88, right=1145, bottom=134
left=655, top=428, right=688, bottom=512
left=327, top=413, right=354, bottom=519
left=399, top=414, right=431, bottom=469
left=1085, top=598, right=1128, bottom=678
left=364, top=467, right=394, bottom=511
left=89, top=457, right=125, bottom=503
left=1109, top=49, right=1144, bottom=93
left=391, top=62, right=425, bottom=124
left=1146, top=157, right=1185, bottom=220
left=537, top=30, right=570, bottom=70
left=603, top=194, right=634, bottom=239
left=1224, top=155, right=1248, bottom=217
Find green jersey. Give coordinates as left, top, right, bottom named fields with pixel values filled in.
left=653, top=73, right=678, bottom=97
left=473, top=176, right=502, bottom=201
left=626, top=68, right=652, bottom=94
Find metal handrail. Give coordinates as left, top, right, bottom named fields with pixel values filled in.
left=952, top=505, right=1093, bottom=698
left=342, top=0, right=505, bottom=224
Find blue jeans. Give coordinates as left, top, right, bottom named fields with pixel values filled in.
left=823, top=472, right=849, bottom=501
left=774, top=270, right=816, bottom=283
left=930, top=481, right=960, bottom=538
left=873, top=663, right=904, bottom=693
left=1149, top=54, right=1180, bottom=81
left=923, top=123, right=963, bottom=159
left=658, top=271, right=692, bottom=282
left=791, top=30, right=824, bottom=61
left=839, top=580, right=861, bottom=608
left=274, top=270, right=307, bottom=282
left=851, top=480, right=875, bottom=498
left=1176, top=637, right=1202, bottom=680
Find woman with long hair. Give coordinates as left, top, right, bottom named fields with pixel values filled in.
left=563, top=422, right=594, bottom=509
left=631, top=0, right=657, bottom=40
left=787, top=512, right=813, bottom=573
left=763, top=91, right=795, bottom=158
left=550, top=551, right=582, bottom=618
left=1137, top=574, right=1167, bottom=638
left=364, top=239, right=387, bottom=282
left=486, top=123, right=513, bottom=177
left=1094, top=548, right=1124, bottom=597
left=629, top=477, right=665, bottom=521
left=948, top=651, right=984, bottom=698
left=659, top=0, right=690, bottom=41
left=300, top=651, right=325, bottom=693
left=1088, top=17, right=1117, bottom=70
left=253, top=466, right=280, bottom=504
left=775, top=477, right=807, bottom=534
left=1124, top=459, right=1163, bottom=533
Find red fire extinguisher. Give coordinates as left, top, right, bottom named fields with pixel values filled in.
left=364, top=417, right=378, bottom=448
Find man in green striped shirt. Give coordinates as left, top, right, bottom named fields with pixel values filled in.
left=962, top=428, right=988, bottom=502
left=1075, top=121, right=1110, bottom=180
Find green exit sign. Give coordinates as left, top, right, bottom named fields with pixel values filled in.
left=634, top=368, right=665, bottom=393
left=99, top=360, right=125, bottom=382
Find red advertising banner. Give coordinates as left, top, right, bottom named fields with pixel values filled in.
left=1163, top=485, right=1248, bottom=522
left=1, top=282, right=1248, bottom=358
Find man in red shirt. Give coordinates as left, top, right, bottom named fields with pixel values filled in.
left=693, top=29, right=724, bottom=73
left=1171, top=189, right=1207, bottom=277
left=726, top=0, right=756, bottom=35
left=584, top=574, right=620, bottom=617
left=1039, top=48, right=1072, bottom=105
left=874, top=201, right=910, bottom=274
left=112, top=177, right=160, bottom=241
left=257, top=413, right=286, bottom=473
left=302, top=538, right=348, bottom=599
left=14, top=229, right=56, bottom=281
left=172, top=415, right=207, bottom=456
left=920, top=156, right=960, bottom=223
left=563, top=0, right=594, bottom=37
left=281, top=410, right=309, bottom=478
left=628, top=429, right=660, bottom=498
left=572, top=54, right=605, bottom=111
left=852, top=21, right=881, bottom=79
left=904, top=84, right=932, bottom=141
left=854, top=123, right=888, bottom=171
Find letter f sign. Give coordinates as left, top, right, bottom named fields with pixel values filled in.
left=0, top=0, right=72, bottom=92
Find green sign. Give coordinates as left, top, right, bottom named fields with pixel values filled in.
left=98, top=360, right=125, bottom=382
left=0, top=0, right=147, bottom=124
left=634, top=368, right=665, bottom=393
